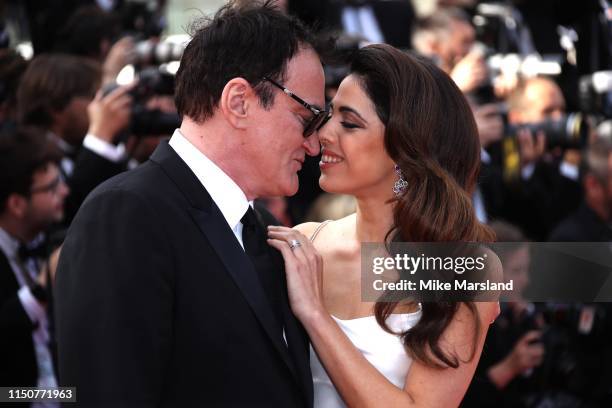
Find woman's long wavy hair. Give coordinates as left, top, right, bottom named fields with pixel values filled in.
left=350, top=44, right=495, bottom=368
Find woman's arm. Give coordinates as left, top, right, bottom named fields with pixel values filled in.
left=267, top=225, right=499, bottom=408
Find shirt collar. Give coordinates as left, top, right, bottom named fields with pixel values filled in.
left=168, top=129, right=251, bottom=230
left=481, top=148, right=491, bottom=164
left=47, top=131, right=76, bottom=155
left=0, top=227, right=20, bottom=260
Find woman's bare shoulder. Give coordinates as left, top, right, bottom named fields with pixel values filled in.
left=293, top=222, right=322, bottom=239
left=294, top=213, right=356, bottom=241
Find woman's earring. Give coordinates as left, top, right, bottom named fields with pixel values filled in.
left=393, top=164, right=408, bottom=196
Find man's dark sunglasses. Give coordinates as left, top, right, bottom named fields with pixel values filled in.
left=263, top=76, right=330, bottom=137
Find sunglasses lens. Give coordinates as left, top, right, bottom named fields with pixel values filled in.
left=303, top=111, right=330, bottom=137
left=317, top=111, right=331, bottom=130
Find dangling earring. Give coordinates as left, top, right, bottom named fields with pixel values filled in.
left=393, top=164, right=408, bottom=196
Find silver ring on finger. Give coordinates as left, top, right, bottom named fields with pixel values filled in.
left=289, top=239, right=301, bottom=250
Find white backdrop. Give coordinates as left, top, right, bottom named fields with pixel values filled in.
left=166, top=0, right=227, bottom=35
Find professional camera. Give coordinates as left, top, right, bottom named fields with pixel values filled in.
left=579, top=71, right=612, bottom=119
left=104, top=66, right=179, bottom=137
left=469, top=42, right=563, bottom=105
left=133, top=37, right=187, bottom=66
left=505, top=113, right=590, bottom=149
left=507, top=302, right=612, bottom=407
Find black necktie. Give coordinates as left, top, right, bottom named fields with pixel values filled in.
left=241, top=207, right=284, bottom=333
left=18, top=242, right=47, bottom=262
left=241, top=207, right=265, bottom=256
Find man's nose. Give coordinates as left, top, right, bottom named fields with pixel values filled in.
left=59, top=181, right=70, bottom=199
left=303, top=132, right=321, bottom=156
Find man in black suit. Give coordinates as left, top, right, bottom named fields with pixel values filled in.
left=0, top=127, right=69, bottom=403
left=55, top=2, right=326, bottom=407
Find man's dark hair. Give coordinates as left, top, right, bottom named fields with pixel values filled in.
left=174, top=0, right=319, bottom=123
left=54, top=5, right=121, bottom=60
left=412, top=7, right=470, bottom=48
left=0, top=126, right=62, bottom=213
left=16, top=53, right=101, bottom=127
left=0, top=49, right=28, bottom=107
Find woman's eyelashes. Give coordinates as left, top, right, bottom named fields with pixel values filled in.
left=340, top=121, right=360, bottom=130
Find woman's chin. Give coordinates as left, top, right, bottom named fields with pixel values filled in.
left=319, top=175, right=350, bottom=195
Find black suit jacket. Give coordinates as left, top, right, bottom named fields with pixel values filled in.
left=549, top=202, right=612, bottom=242
left=55, top=141, right=313, bottom=407
left=0, top=251, right=38, bottom=396
left=63, top=146, right=128, bottom=226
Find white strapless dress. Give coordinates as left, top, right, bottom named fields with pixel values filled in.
left=310, top=309, right=422, bottom=408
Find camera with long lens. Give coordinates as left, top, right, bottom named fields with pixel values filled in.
left=529, top=303, right=612, bottom=405
left=505, top=113, right=590, bottom=149
left=133, top=38, right=187, bottom=66
left=103, top=66, right=180, bottom=137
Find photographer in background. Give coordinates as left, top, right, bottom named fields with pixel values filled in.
left=550, top=139, right=612, bottom=241
left=462, top=221, right=546, bottom=408
left=503, top=76, right=583, bottom=239
left=0, top=127, right=69, bottom=400
left=0, top=49, right=28, bottom=125
left=16, top=53, right=133, bottom=225
left=54, top=5, right=135, bottom=86
left=470, top=100, right=505, bottom=223
left=412, top=7, right=488, bottom=94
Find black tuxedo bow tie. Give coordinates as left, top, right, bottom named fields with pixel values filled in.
left=18, top=241, right=48, bottom=262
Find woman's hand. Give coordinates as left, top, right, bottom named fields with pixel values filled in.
left=267, top=225, right=325, bottom=324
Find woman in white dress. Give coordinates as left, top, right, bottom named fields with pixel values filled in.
left=268, top=44, right=500, bottom=407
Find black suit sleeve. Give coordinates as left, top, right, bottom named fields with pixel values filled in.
left=0, top=257, right=39, bottom=387
left=64, top=148, right=127, bottom=226
left=55, top=187, right=174, bottom=406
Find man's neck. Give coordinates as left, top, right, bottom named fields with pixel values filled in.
left=179, top=119, right=256, bottom=200
left=0, top=217, right=36, bottom=243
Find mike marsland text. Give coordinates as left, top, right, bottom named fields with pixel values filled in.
left=372, top=279, right=514, bottom=291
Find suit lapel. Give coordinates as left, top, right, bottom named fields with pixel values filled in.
left=277, top=255, right=314, bottom=406
left=149, top=142, right=301, bottom=384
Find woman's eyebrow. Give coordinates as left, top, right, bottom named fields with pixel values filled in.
left=338, top=105, right=368, bottom=123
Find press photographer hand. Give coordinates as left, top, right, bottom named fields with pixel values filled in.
left=517, top=128, right=546, bottom=169
left=87, top=84, right=134, bottom=143
left=488, top=330, right=545, bottom=389
left=451, top=50, right=488, bottom=93
left=102, top=37, right=135, bottom=85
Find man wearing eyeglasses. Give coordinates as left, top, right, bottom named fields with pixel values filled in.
left=0, top=126, right=69, bottom=404
left=55, top=2, right=327, bottom=407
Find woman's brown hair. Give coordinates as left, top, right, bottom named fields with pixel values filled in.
left=350, top=44, right=495, bottom=368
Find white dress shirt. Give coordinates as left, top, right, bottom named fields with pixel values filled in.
left=168, top=130, right=288, bottom=345
left=47, top=132, right=127, bottom=177
left=168, top=129, right=252, bottom=248
left=0, top=228, right=57, bottom=407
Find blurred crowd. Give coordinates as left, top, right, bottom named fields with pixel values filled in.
left=0, top=0, right=611, bottom=407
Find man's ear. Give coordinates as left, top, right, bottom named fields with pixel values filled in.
left=5, top=193, right=29, bottom=219
left=220, top=78, right=254, bottom=130
left=50, top=105, right=68, bottom=133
